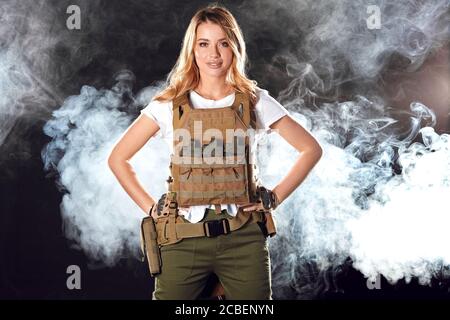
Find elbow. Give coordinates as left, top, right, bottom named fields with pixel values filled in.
left=304, top=142, right=323, bottom=163
left=107, top=144, right=132, bottom=170
left=107, top=154, right=114, bottom=167
left=315, top=143, right=323, bottom=160
left=107, top=153, right=116, bottom=171
left=107, top=152, right=123, bottom=171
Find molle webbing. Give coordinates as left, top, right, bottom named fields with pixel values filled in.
left=168, top=90, right=259, bottom=206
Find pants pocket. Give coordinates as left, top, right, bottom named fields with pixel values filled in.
left=231, top=222, right=270, bottom=281
left=244, top=220, right=269, bottom=241
left=158, top=237, right=197, bottom=281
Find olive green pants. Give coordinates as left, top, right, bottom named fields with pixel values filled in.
left=152, top=209, right=272, bottom=300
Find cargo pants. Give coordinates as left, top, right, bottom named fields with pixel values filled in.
left=152, top=208, right=272, bottom=300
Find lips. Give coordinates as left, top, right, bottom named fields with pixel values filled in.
left=207, top=62, right=222, bottom=68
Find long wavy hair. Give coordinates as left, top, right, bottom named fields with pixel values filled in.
left=152, top=3, right=258, bottom=106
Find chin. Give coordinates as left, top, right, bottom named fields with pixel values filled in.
left=202, top=70, right=228, bottom=78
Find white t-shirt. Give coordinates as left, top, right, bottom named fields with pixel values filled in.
left=140, top=87, right=289, bottom=223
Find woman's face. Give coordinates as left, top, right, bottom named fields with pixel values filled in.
left=194, top=21, right=234, bottom=80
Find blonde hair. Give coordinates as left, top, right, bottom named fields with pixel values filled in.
left=152, top=3, right=258, bottom=106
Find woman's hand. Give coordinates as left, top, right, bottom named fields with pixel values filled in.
left=237, top=202, right=264, bottom=212
left=145, top=202, right=158, bottom=219
left=149, top=203, right=191, bottom=219
left=150, top=206, right=159, bottom=220
left=238, top=187, right=282, bottom=212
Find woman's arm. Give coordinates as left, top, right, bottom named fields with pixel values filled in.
left=107, top=114, right=161, bottom=217
left=269, top=114, right=323, bottom=204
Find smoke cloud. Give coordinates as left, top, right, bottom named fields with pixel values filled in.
left=41, top=74, right=171, bottom=266
left=261, top=98, right=449, bottom=298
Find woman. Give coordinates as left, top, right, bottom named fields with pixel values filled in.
left=108, top=4, right=322, bottom=300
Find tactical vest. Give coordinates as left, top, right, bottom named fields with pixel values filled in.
left=167, top=90, right=260, bottom=207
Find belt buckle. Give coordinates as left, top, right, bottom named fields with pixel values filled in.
left=203, top=218, right=230, bottom=237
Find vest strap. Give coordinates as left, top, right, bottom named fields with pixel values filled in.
left=230, top=92, right=251, bottom=128
left=172, top=92, right=191, bottom=130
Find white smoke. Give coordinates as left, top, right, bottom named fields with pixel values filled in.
left=240, top=0, right=450, bottom=96
left=42, top=77, right=450, bottom=294
left=347, top=126, right=450, bottom=285
left=0, top=0, right=121, bottom=162
left=259, top=97, right=450, bottom=298
left=42, top=75, right=170, bottom=267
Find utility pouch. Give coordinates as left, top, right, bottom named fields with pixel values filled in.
left=140, top=216, right=162, bottom=277
left=264, top=211, right=277, bottom=237
left=257, top=210, right=277, bottom=237
left=255, top=209, right=277, bottom=238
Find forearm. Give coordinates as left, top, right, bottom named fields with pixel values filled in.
left=108, top=158, right=155, bottom=215
left=271, top=148, right=322, bottom=204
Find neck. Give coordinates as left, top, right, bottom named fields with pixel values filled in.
left=194, top=76, right=234, bottom=100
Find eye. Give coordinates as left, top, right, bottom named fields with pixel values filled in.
left=221, top=42, right=229, bottom=47
left=199, top=42, right=208, bottom=47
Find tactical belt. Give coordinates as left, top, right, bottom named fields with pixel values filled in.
left=155, top=208, right=270, bottom=246
left=141, top=198, right=277, bottom=277
left=176, top=208, right=265, bottom=238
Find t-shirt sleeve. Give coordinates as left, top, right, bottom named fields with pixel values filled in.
left=253, top=88, right=290, bottom=132
left=140, top=99, right=171, bottom=138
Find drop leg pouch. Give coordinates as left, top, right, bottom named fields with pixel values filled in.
left=140, top=216, right=162, bottom=277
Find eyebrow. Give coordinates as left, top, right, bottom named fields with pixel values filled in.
left=197, top=38, right=228, bottom=41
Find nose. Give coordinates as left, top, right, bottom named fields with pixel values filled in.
left=209, top=44, right=220, bottom=57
